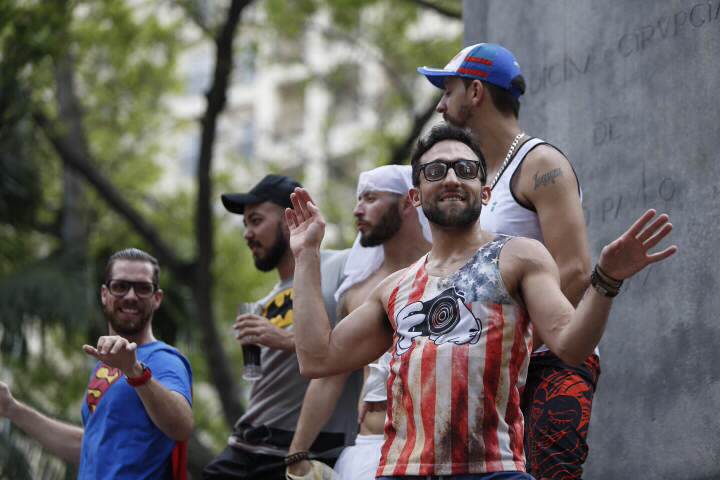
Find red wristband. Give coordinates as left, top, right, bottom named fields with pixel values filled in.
left=126, top=364, right=152, bottom=387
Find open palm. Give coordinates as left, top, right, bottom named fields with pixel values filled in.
left=285, top=187, right=326, bottom=257
left=598, top=209, right=678, bottom=280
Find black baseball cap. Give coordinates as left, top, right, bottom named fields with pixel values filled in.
left=221, top=174, right=302, bottom=214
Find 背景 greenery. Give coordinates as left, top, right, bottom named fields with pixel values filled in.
left=0, top=0, right=460, bottom=477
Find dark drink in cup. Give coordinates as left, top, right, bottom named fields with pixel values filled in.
left=237, top=302, right=262, bottom=381
left=242, top=344, right=262, bottom=381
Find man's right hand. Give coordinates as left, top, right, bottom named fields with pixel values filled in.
left=286, top=188, right=326, bottom=258
left=0, top=381, right=16, bottom=419
left=82, top=335, right=139, bottom=377
left=233, top=313, right=294, bottom=351
left=286, top=459, right=337, bottom=480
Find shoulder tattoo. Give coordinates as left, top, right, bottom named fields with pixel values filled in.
left=533, top=168, right=563, bottom=190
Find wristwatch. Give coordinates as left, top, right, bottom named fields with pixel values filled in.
left=126, top=363, right=152, bottom=387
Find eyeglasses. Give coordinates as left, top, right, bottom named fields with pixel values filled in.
left=105, top=280, right=157, bottom=298
left=414, top=159, right=485, bottom=182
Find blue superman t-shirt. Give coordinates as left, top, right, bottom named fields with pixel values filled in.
left=78, top=341, right=192, bottom=480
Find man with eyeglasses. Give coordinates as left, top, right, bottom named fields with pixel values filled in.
left=285, top=123, right=676, bottom=479
left=418, top=44, right=597, bottom=479
left=0, top=248, right=193, bottom=479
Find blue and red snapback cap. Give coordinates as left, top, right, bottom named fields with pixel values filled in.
left=417, top=43, right=524, bottom=98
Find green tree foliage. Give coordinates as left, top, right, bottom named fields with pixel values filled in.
left=0, top=0, right=461, bottom=477
left=257, top=0, right=461, bottom=242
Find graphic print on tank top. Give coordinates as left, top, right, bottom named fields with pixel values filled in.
left=379, top=234, right=532, bottom=476
left=394, top=236, right=514, bottom=355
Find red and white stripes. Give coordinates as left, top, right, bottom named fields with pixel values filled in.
left=377, top=248, right=532, bottom=476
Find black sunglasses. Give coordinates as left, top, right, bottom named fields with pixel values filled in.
left=415, top=159, right=485, bottom=182
left=105, top=280, right=157, bottom=298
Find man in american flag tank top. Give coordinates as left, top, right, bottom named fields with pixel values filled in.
left=418, top=43, right=596, bottom=480
left=286, top=124, right=677, bottom=480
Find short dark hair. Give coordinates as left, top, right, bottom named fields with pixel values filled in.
left=104, top=248, right=160, bottom=286
left=463, top=77, right=525, bottom=118
left=411, top=123, right=487, bottom=186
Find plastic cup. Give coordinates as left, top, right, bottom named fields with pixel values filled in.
left=237, top=302, right=263, bottom=381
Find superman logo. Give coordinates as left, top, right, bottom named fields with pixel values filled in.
left=263, top=287, right=293, bottom=329
left=86, top=363, right=122, bottom=414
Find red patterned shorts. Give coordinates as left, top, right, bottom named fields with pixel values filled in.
left=520, top=351, right=601, bottom=480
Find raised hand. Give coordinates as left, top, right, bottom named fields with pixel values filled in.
left=83, top=336, right=139, bottom=376
left=285, top=187, right=326, bottom=257
left=598, top=209, right=678, bottom=280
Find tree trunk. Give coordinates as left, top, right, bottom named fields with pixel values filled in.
left=55, top=52, right=90, bottom=256
left=191, top=0, right=253, bottom=427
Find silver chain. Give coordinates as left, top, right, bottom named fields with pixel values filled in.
left=489, top=132, right=525, bottom=190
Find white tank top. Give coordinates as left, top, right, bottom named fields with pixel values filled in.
left=480, top=137, right=545, bottom=241
left=480, top=137, right=593, bottom=356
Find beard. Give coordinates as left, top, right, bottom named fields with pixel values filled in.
left=359, top=202, right=403, bottom=247
left=104, top=300, right=153, bottom=337
left=443, top=104, right=472, bottom=129
left=422, top=195, right=481, bottom=229
left=253, top=225, right=289, bottom=272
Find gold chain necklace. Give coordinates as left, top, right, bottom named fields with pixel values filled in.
left=489, top=132, right=525, bottom=190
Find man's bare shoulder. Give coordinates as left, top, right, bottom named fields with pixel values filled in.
left=500, top=236, right=557, bottom=275
left=523, top=143, right=573, bottom=169
left=497, top=236, right=558, bottom=301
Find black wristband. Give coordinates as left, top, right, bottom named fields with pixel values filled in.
left=284, top=451, right=309, bottom=466
left=595, top=264, right=623, bottom=287
left=591, top=265, right=621, bottom=297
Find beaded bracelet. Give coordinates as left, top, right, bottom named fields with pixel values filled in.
left=284, top=451, right=309, bottom=466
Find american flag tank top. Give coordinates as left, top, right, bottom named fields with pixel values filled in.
left=377, top=234, right=532, bottom=476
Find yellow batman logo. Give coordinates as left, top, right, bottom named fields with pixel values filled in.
left=263, top=288, right=293, bottom=329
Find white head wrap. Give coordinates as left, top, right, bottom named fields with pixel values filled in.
left=334, top=165, right=432, bottom=302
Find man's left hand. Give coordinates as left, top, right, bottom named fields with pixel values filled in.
left=597, top=209, right=677, bottom=280
left=82, top=336, right=141, bottom=376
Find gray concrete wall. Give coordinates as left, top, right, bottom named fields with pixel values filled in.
left=464, top=1, right=720, bottom=478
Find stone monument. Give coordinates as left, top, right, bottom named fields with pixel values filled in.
left=464, top=1, right=720, bottom=478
